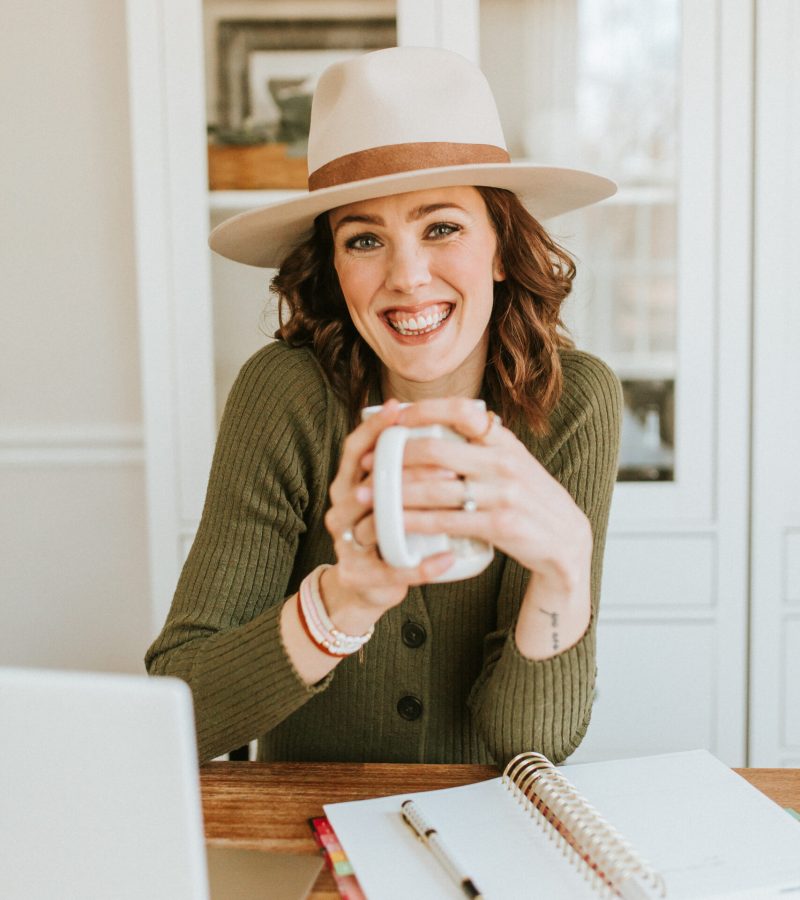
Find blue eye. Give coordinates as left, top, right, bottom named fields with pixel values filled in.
left=345, top=234, right=381, bottom=251
left=428, top=222, right=459, bottom=239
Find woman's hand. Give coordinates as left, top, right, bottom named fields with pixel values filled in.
left=282, top=399, right=458, bottom=684
left=384, top=398, right=594, bottom=659
left=319, top=400, right=458, bottom=634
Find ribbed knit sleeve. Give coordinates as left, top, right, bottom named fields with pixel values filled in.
left=145, top=342, right=342, bottom=762
left=467, top=350, right=622, bottom=766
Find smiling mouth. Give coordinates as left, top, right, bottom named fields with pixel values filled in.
left=383, top=303, right=454, bottom=337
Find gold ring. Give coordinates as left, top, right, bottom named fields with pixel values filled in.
left=475, top=410, right=500, bottom=441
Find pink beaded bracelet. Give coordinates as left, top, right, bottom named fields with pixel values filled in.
left=296, top=565, right=374, bottom=657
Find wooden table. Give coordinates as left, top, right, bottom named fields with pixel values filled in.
left=200, top=762, right=800, bottom=899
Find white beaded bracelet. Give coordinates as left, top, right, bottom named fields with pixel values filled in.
left=297, top=564, right=374, bottom=657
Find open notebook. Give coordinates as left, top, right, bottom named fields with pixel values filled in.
left=0, top=667, right=321, bottom=900
left=325, top=749, right=800, bottom=899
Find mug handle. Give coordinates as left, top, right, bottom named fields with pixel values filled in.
left=373, top=425, right=448, bottom=568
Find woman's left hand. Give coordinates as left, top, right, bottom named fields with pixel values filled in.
left=383, top=398, right=590, bottom=586
left=372, top=398, right=594, bottom=658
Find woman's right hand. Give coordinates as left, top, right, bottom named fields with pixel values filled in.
left=320, top=400, right=456, bottom=635
left=281, top=400, right=456, bottom=685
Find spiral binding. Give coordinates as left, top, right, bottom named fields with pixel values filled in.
left=502, top=752, right=667, bottom=899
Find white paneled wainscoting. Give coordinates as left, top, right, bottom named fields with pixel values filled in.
left=0, top=425, right=151, bottom=673
left=0, top=426, right=144, bottom=467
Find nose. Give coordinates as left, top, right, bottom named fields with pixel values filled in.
left=384, top=240, right=432, bottom=294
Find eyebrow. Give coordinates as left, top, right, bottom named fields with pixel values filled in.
left=331, top=203, right=468, bottom=236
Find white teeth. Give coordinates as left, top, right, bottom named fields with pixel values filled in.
left=387, top=306, right=452, bottom=336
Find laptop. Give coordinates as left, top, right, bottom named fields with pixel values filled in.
left=0, top=667, right=322, bottom=900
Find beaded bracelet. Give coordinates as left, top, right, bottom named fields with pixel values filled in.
left=297, top=564, right=374, bottom=657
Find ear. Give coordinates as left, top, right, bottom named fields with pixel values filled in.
left=492, top=253, right=506, bottom=282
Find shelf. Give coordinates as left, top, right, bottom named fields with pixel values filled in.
left=208, top=189, right=305, bottom=212
left=603, top=355, right=677, bottom=381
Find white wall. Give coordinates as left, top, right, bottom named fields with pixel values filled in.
left=0, top=1, right=151, bottom=673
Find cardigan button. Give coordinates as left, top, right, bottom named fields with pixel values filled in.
left=397, top=695, right=423, bottom=721
left=401, top=621, right=427, bottom=649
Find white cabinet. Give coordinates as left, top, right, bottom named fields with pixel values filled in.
left=126, top=0, right=798, bottom=765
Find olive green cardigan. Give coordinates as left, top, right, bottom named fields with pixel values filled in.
left=146, top=341, right=621, bottom=766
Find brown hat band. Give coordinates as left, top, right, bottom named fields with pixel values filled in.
left=308, top=141, right=511, bottom=191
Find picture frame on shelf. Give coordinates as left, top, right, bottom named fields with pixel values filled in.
left=209, top=17, right=395, bottom=191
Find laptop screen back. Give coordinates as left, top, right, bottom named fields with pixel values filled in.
left=0, top=668, right=210, bottom=900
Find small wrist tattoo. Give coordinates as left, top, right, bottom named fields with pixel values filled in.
left=539, top=607, right=560, bottom=652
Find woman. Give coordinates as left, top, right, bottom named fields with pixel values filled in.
left=146, top=47, right=621, bottom=767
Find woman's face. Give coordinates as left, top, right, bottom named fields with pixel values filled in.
left=329, top=186, right=504, bottom=398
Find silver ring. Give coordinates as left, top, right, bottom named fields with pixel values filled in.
left=461, top=478, right=478, bottom=512
left=341, top=527, right=375, bottom=553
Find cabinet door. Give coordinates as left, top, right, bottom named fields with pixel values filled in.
left=480, top=0, right=752, bottom=763
left=482, top=0, right=714, bottom=517
left=128, top=0, right=482, bottom=627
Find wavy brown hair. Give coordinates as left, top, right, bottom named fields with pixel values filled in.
left=271, top=187, right=576, bottom=434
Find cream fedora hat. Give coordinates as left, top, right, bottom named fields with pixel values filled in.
left=209, top=46, right=616, bottom=268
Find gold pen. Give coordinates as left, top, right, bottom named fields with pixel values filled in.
left=401, top=799, right=485, bottom=899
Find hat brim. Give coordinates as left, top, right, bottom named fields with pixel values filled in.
left=208, top=162, right=617, bottom=269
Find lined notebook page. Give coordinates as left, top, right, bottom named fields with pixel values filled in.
left=325, top=750, right=800, bottom=900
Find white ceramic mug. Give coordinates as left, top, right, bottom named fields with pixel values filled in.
left=362, top=405, right=494, bottom=582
